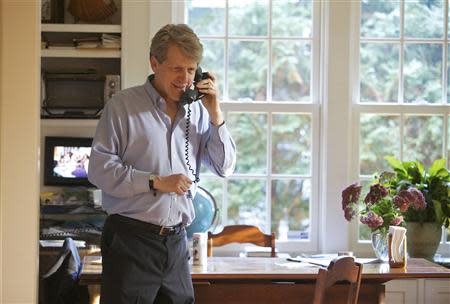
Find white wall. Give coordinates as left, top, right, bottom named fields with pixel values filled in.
left=0, top=1, right=40, bottom=303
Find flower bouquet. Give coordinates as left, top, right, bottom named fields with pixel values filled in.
left=342, top=174, right=426, bottom=235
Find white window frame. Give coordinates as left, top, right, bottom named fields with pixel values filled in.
left=349, top=0, right=450, bottom=255
left=172, top=0, right=323, bottom=254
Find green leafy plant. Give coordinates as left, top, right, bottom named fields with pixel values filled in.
left=384, top=156, right=450, bottom=228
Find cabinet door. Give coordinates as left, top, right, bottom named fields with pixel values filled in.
left=424, top=279, right=450, bottom=304
left=385, top=280, right=420, bottom=304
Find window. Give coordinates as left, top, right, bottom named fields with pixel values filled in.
left=354, top=0, right=450, bottom=247
left=175, top=0, right=321, bottom=248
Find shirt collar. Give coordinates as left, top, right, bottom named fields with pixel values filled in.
left=145, top=74, right=166, bottom=110
left=144, top=74, right=187, bottom=116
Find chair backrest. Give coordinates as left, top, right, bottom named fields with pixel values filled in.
left=207, top=225, right=276, bottom=257
left=313, top=256, right=362, bottom=304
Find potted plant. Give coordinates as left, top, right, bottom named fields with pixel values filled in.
left=342, top=174, right=425, bottom=261
left=342, top=157, right=450, bottom=261
left=384, top=156, right=450, bottom=259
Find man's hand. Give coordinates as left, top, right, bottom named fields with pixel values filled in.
left=196, top=72, right=224, bottom=126
left=153, top=174, right=193, bottom=195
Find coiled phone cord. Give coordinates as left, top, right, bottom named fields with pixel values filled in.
left=185, top=104, right=200, bottom=185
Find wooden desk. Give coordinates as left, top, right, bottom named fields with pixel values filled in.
left=80, top=256, right=450, bottom=304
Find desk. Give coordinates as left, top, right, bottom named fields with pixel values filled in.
left=80, top=256, right=450, bottom=304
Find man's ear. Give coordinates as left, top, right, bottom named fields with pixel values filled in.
left=150, top=56, right=159, bottom=72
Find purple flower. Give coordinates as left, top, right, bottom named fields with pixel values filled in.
left=364, top=184, right=388, bottom=205
left=409, top=188, right=426, bottom=210
left=360, top=211, right=384, bottom=229
left=394, top=188, right=426, bottom=212
left=342, top=183, right=362, bottom=221
left=390, top=216, right=404, bottom=226
left=393, top=191, right=409, bottom=212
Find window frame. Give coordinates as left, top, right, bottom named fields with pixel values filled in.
left=172, top=0, right=323, bottom=253
left=349, top=0, right=450, bottom=255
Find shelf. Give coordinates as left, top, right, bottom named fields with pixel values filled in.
left=41, top=48, right=121, bottom=58
left=41, top=23, right=121, bottom=33
left=41, top=119, right=99, bottom=127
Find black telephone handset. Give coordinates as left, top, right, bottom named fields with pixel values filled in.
left=180, top=66, right=210, bottom=106
left=182, top=67, right=209, bottom=197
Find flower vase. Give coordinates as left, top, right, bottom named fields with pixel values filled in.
left=371, top=232, right=389, bottom=262
left=405, top=222, right=442, bottom=260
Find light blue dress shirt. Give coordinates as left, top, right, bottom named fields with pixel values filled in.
left=88, top=76, right=236, bottom=226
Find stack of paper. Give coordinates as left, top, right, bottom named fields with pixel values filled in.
left=101, top=34, right=121, bottom=49
left=40, top=239, right=86, bottom=248
left=389, top=226, right=407, bottom=263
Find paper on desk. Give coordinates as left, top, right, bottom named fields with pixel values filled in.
left=288, top=256, right=378, bottom=267
left=275, top=262, right=318, bottom=268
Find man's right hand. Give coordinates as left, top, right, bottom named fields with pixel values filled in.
left=153, top=174, right=193, bottom=195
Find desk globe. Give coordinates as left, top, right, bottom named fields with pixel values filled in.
left=186, top=186, right=218, bottom=239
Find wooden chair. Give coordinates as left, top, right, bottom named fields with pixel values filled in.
left=313, top=256, right=362, bottom=304
left=207, top=225, right=276, bottom=257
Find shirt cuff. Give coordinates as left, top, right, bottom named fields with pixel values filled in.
left=133, top=169, right=152, bottom=194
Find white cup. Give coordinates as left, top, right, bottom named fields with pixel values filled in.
left=192, top=232, right=208, bottom=266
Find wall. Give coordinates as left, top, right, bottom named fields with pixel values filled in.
left=0, top=1, right=40, bottom=303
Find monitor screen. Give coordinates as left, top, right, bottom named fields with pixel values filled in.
left=44, top=136, right=93, bottom=186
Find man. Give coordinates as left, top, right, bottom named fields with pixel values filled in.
left=88, top=24, right=236, bottom=304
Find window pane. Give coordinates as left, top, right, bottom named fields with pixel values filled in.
left=272, top=40, right=311, bottom=101
left=228, top=179, right=267, bottom=230
left=228, top=112, right=267, bottom=174
left=229, top=0, right=268, bottom=36
left=201, top=39, right=225, bottom=98
left=405, top=0, right=444, bottom=39
left=360, top=43, right=399, bottom=103
left=198, top=176, right=223, bottom=231
left=272, top=0, right=312, bottom=37
left=448, top=116, right=450, bottom=163
left=447, top=44, right=450, bottom=103
left=272, top=113, right=311, bottom=174
left=360, top=114, right=400, bottom=175
left=186, top=0, right=225, bottom=36
left=271, top=179, right=310, bottom=240
left=360, top=0, right=400, bottom=38
left=404, top=43, right=442, bottom=104
left=228, top=40, right=267, bottom=101
left=358, top=180, right=372, bottom=241
left=404, top=115, right=443, bottom=168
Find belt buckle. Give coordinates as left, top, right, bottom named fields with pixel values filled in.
left=159, top=226, right=165, bottom=236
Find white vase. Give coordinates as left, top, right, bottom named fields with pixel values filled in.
left=371, top=232, right=389, bottom=262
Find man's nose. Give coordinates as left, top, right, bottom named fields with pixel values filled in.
left=178, top=71, right=191, bottom=84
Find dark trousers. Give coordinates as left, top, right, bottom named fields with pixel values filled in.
left=100, top=215, right=194, bottom=304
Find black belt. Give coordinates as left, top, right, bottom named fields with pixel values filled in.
left=110, top=214, right=184, bottom=236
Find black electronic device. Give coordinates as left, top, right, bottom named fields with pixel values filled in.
left=44, top=136, right=93, bottom=187
left=180, top=67, right=210, bottom=195
left=180, top=66, right=209, bottom=106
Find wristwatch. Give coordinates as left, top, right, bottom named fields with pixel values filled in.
left=149, top=174, right=157, bottom=196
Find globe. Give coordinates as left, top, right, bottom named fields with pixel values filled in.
left=186, top=186, right=218, bottom=239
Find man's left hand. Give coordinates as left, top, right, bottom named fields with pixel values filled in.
left=196, top=72, right=224, bottom=126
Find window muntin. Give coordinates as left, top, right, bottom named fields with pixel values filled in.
left=185, top=0, right=317, bottom=244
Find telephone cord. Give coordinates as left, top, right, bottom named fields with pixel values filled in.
left=185, top=104, right=200, bottom=184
